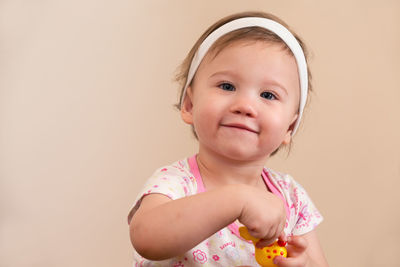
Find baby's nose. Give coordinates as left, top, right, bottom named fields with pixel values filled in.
left=230, top=95, right=258, bottom=117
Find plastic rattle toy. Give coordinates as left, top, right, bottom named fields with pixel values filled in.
left=239, top=226, right=287, bottom=267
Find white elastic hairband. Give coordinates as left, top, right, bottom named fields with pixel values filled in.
left=181, top=17, right=308, bottom=136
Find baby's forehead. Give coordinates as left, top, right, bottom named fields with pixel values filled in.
left=208, top=36, right=293, bottom=60
left=204, top=39, right=294, bottom=66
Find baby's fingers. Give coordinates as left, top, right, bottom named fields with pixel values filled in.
left=255, top=237, right=277, bottom=248
left=255, top=228, right=285, bottom=248
left=256, top=231, right=287, bottom=248
left=274, top=255, right=308, bottom=267
left=287, top=235, right=308, bottom=256
left=273, top=236, right=309, bottom=266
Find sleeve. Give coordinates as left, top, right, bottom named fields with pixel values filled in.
left=127, top=163, right=195, bottom=224
left=290, top=179, right=324, bottom=236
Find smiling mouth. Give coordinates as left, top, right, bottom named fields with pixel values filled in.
left=221, top=124, right=259, bottom=134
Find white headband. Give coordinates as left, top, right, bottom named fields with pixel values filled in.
left=181, top=17, right=308, bottom=136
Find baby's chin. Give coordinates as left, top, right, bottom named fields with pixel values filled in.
left=216, top=147, right=269, bottom=164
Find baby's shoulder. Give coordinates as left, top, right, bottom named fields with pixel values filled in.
left=145, top=158, right=198, bottom=194
left=265, top=168, right=303, bottom=191
left=265, top=168, right=324, bottom=235
left=151, top=158, right=194, bottom=180
left=264, top=168, right=314, bottom=207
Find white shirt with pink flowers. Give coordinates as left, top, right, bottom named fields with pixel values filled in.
left=128, top=155, right=323, bottom=267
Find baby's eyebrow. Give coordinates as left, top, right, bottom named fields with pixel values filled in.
left=209, top=70, right=239, bottom=79
left=263, top=80, right=288, bottom=96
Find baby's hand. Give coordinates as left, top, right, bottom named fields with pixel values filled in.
left=238, top=185, right=286, bottom=245
left=273, top=235, right=308, bottom=267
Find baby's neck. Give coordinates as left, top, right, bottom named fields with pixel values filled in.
left=196, top=149, right=268, bottom=190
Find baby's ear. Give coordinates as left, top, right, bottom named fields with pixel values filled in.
left=282, top=113, right=299, bottom=145
left=180, top=86, right=194, bottom=125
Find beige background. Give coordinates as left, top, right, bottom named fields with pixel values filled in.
left=1, top=0, right=399, bottom=266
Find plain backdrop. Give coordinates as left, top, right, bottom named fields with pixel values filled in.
left=1, top=0, right=399, bottom=266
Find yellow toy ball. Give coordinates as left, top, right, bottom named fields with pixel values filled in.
left=239, top=226, right=287, bottom=267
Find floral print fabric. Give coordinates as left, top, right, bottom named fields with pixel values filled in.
left=128, top=156, right=323, bottom=266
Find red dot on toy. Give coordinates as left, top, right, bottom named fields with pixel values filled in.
left=280, top=251, right=284, bottom=255
left=267, top=256, right=271, bottom=259
left=273, top=250, right=277, bottom=254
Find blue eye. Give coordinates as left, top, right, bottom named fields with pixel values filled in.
left=219, top=82, right=235, bottom=91
left=260, top=91, right=276, bottom=100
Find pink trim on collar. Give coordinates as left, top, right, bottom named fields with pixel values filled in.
left=188, top=155, right=206, bottom=193
left=187, top=154, right=290, bottom=240
left=262, top=170, right=291, bottom=220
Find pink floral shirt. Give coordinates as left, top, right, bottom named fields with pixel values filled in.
left=128, top=155, right=323, bottom=266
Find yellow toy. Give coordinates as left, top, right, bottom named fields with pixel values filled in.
left=239, top=227, right=287, bottom=267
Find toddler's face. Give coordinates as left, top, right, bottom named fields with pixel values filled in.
left=181, top=40, right=300, bottom=161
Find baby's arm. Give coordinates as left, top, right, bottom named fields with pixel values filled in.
left=129, top=183, right=286, bottom=260
left=130, top=185, right=241, bottom=260
left=302, top=230, right=329, bottom=267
